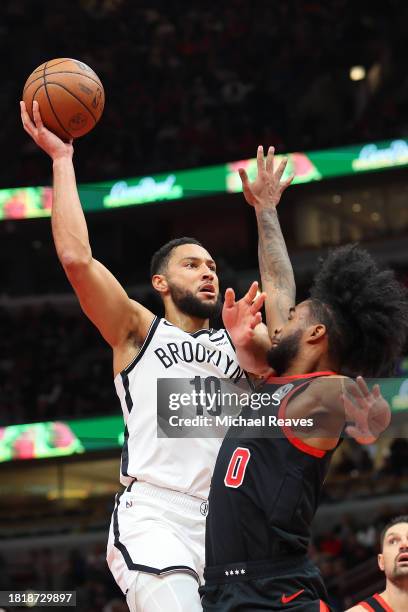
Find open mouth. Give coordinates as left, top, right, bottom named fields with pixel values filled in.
left=397, top=553, right=408, bottom=563
left=198, top=284, right=216, bottom=297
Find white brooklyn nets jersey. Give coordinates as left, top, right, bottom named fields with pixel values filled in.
left=114, top=317, right=243, bottom=500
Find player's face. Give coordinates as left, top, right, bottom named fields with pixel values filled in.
left=379, top=523, right=408, bottom=584
left=165, top=244, right=222, bottom=319
left=266, top=302, right=312, bottom=375
left=269, top=301, right=313, bottom=348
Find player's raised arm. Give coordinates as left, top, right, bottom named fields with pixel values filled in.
left=285, top=375, right=391, bottom=451
left=20, top=100, right=154, bottom=353
left=239, top=146, right=295, bottom=338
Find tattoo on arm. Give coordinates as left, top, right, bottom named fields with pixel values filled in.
left=256, top=208, right=296, bottom=325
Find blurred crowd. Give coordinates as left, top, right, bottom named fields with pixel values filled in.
left=2, top=0, right=408, bottom=187
left=0, top=305, right=116, bottom=426
left=0, top=543, right=125, bottom=612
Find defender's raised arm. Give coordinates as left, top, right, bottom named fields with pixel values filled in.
left=239, top=145, right=295, bottom=338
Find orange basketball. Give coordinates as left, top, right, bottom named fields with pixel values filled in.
left=22, top=58, right=105, bottom=141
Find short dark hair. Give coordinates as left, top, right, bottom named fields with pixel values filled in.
left=309, top=244, right=408, bottom=377
left=380, top=515, right=408, bottom=550
left=150, top=237, right=204, bottom=276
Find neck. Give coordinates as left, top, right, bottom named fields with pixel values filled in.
left=381, top=579, right=408, bottom=611
left=282, top=353, right=335, bottom=377
left=164, top=306, right=209, bottom=333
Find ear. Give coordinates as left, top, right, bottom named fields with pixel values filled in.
left=307, top=324, right=327, bottom=344
left=378, top=553, right=385, bottom=571
left=152, top=274, right=169, bottom=295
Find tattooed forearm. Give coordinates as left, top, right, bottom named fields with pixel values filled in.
left=256, top=208, right=296, bottom=325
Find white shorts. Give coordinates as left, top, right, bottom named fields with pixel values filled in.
left=106, top=481, right=208, bottom=595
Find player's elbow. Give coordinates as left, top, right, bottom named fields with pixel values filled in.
left=59, top=251, right=92, bottom=277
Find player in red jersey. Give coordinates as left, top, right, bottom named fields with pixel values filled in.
left=200, top=148, right=408, bottom=611
left=347, top=516, right=408, bottom=612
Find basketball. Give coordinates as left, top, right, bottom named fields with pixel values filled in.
left=22, top=58, right=105, bottom=141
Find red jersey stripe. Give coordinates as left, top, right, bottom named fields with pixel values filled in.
left=359, top=603, right=375, bottom=611
left=277, top=379, right=328, bottom=458
left=373, top=593, right=393, bottom=612
left=266, top=371, right=337, bottom=384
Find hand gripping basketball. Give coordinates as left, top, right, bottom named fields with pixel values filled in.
left=22, top=58, right=104, bottom=141
left=20, top=100, right=73, bottom=161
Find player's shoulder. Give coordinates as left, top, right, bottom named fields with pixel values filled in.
left=309, top=374, right=348, bottom=388
left=346, top=594, right=389, bottom=611
left=129, top=298, right=155, bottom=320
left=314, top=374, right=348, bottom=381
left=307, top=374, right=349, bottom=411
left=326, top=374, right=348, bottom=379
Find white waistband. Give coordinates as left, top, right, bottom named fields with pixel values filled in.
left=123, top=481, right=207, bottom=513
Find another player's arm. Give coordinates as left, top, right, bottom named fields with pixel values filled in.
left=239, top=146, right=295, bottom=337
left=345, top=605, right=366, bottom=611
left=20, top=101, right=154, bottom=372
left=257, top=206, right=295, bottom=336
left=286, top=376, right=391, bottom=450
left=223, top=282, right=273, bottom=377
left=282, top=377, right=346, bottom=451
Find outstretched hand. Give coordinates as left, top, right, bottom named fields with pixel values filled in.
left=222, top=281, right=266, bottom=348
left=342, top=376, right=391, bottom=445
left=239, top=145, right=294, bottom=209
left=20, top=100, right=73, bottom=161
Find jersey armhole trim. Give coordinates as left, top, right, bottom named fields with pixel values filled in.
left=267, top=371, right=337, bottom=383
left=285, top=435, right=327, bottom=458
left=373, top=594, right=393, bottom=612
left=121, top=316, right=160, bottom=376
left=278, top=381, right=327, bottom=459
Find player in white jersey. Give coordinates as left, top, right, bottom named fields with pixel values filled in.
left=20, top=102, right=282, bottom=611
left=115, top=316, right=242, bottom=498
left=109, top=308, right=246, bottom=606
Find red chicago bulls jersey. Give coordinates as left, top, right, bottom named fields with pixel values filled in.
left=205, top=372, right=337, bottom=567
left=355, top=594, right=393, bottom=611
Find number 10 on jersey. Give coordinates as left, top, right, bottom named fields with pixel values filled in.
left=189, top=376, right=222, bottom=416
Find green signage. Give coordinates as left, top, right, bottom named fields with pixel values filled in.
left=0, top=416, right=123, bottom=462
left=1, top=137, right=407, bottom=220
left=101, top=163, right=226, bottom=208
left=1, top=377, right=407, bottom=463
